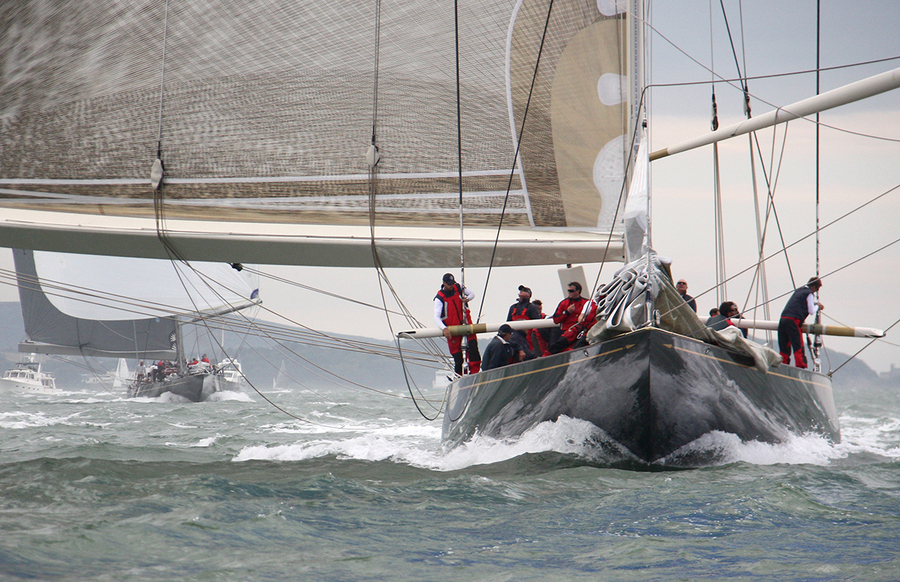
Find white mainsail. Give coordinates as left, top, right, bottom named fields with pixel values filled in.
left=0, top=0, right=635, bottom=267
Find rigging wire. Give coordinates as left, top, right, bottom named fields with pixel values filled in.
left=654, top=181, right=900, bottom=327
left=738, top=126, right=789, bottom=343
left=829, top=317, right=900, bottom=377
left=140, top=0, right=437, bottom=423
left=708, top=0, right=726, bottom=306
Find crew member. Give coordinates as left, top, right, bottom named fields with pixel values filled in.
left=676, top=279, right=697, bottom=312
left=507, top=285, right=542, bottom=355
left=482, top=324, right=516, bottom=371
left=434, top=273, right=482, bottom=375
left=778, top=277, right=824, bottom=368
left=549, top=281, right=589, bottom=353
left=530, top=299, right=551, bottom=356
left=706, top=301, right=748, bottom=337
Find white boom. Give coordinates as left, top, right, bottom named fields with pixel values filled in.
left=733, top=319, right=884, bottom=339
left=397, top=318, right=559, bottom=339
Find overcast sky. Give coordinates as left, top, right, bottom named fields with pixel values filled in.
left=2, top=0, right=899, bottom=373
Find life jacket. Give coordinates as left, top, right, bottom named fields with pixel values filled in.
left=509, top=301, right=532, bottom=322
left=435, top=283, right=471, bottom=327
left=781, top=286, right=815, bottom=322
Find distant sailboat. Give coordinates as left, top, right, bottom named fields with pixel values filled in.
left=11, top=249, right=260, bottom=402
left=112, top=359, right=130, bottom=390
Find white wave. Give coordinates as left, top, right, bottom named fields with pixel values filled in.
left=664, top=413, right=900, bottom=466
left=205, top=390, right=253, bottom=402
left=232, top=416, right=601, bottom=470
left=435, top=417, right=603, bottom=470
left=191, top=435, right=220, bottom=447
left=663, top=431, right=841, bottom=467
left=234, top=407, right=900, bottom=469
left=0, top=411, right=80, bottom=429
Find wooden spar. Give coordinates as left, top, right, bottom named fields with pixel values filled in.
left=401, top=317, right=884, bottom=340
left=397, top=318, right=559, bottom=339
left=649, top=67, right=900, bottom=161
left=733, top=319, right=884, bottom=339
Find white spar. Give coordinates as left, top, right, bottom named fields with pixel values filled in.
left=397, top=318, right=559, bottom=339
left=650, top=67, right=900, bottom=161
left=733, top=319, right=884, bottom=338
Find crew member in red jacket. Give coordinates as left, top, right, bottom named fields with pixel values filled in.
left=434, top=273, right=481, bottom=375
left=549, top=281, right=589, bottom=353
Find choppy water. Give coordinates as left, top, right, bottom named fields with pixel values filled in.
left=2, top=380, right=899, bottom=581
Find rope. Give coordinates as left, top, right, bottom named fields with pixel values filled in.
left=653, top=182, right=900, bottom=328
left=154, top=0, right=170, bottom=162
left=830, top=315, right=900, bottom=376
left=358, top=0, right=446, bottom=418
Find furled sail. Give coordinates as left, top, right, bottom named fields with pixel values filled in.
left=12, top=249, right=259, bottom=358
left=0, top=0, right=634, bottom=267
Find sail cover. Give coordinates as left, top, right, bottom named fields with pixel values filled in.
left=0, top=0, right=634, bottom=266
left=13, top=249, right=259, bottom=358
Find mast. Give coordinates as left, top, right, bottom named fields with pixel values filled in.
left=811, top=0, right=823, bottom=372
left=174, top=316, right=185, bottom=375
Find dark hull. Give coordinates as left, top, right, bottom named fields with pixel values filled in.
left=442, top=327, right=839, bottom=463
left=128, top=374, right=213, bottom=402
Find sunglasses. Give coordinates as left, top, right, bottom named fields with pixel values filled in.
left=567, top=289, right=577, bottom=293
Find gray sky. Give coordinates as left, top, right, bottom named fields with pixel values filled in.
left=2, top=0, right=899, bottom=373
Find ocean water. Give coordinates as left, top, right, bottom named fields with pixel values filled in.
left=1, top=380, right=899, bottom=581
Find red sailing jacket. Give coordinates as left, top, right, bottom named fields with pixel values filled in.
left=552, top=296, right=589, bottom=332
left=435, top=284, right=472, bottom=327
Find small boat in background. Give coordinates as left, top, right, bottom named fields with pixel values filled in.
left=0, top=356, right=60, bottom=394
left=217, top=358, right=247, bottom=392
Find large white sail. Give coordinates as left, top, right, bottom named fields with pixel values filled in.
left=0, top=0, right=634, bottom=267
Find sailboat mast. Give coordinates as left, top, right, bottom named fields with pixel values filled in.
left=812, top=0, right=823, bottom=372
left=174, top=316, right=184, bottom=375
left=454, top=0, right=466, bottom=288
left=634, top=0, right=647, bottom=239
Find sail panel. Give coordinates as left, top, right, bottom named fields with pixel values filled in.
left=1, top=0, right=631, bottom=237
left=13, top=249, right=177, bottom=359
left=509, top=1, right=629, bottom=229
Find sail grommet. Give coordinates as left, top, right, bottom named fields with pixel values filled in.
left=151, top=158, right=165, bottom=190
